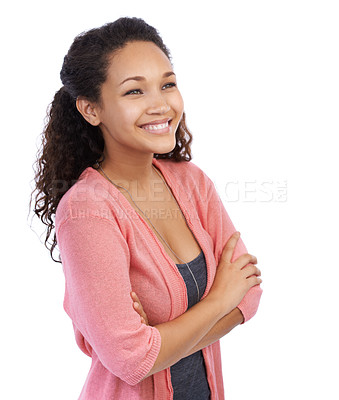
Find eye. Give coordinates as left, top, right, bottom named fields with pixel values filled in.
left=162, top=82, right=177, bottom=90
left=124, top=88, right=143, bottom=96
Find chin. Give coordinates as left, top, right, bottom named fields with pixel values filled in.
left=152, top=140, right=177, bottom=155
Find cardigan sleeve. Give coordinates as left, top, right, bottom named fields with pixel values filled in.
left=202, top=174, right=263, bottom=323
left=56, top=215, right=161, bottom=386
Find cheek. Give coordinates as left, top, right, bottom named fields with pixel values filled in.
left=108, top=103, right=140, bottom=129
left=172, top=91, right=184, bottom=116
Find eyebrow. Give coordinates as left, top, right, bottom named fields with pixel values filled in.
left=119, top=71, right=175, bottom=86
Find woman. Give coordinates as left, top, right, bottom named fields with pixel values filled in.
left=31, top=17, right=263, bottom=400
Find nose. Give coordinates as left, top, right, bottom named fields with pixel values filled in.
left=146, top=91, right=170, bottom=115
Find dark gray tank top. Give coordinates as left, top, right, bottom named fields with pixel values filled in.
left=170, top=250, right=211, bottom=400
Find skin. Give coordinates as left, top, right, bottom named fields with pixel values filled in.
left=76, top=40, right=184, bottom=193
left=142, top=232, right=261, bottom=379
left=76, top=41, right=262, bottom=376
left=132, top=294, right=244, bottom=358
left=131, top=232, right=260, bottom=359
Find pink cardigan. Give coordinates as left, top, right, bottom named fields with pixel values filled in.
left=55, top=157, right=263, bottom=399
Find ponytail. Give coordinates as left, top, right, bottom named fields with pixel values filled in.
left=30, top=87, right=104, bottom=262
left=45, top=86, right=103, bottom=179
left=31, top=17, right=193, bottom=264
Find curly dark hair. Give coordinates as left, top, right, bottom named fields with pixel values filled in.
left=30, top=17, right=193, bottom=263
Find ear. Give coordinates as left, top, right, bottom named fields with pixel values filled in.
left=76, top=97, right=101, bottom=126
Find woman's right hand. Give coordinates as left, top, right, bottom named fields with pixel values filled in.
left=208, top=232, right=262, bottom=317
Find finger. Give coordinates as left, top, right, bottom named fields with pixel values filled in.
left=137, top=305, right=148, bottom=325
left=131, top=292, right=144, bottom=309
left=131, top=292, right=149, bottom=324
left=221, top=231, right=241, bottom=263
left=133, top=301, right=140, bottom=310
left=131, top=291, right=139, bottom=301
left=247, top=275, right=262, bottom=288
left=235, top=253, right=257, bottom=269
left=133, top=301, right=144, bottom=315
left=143, top=314, right=149, bottom=325
left=133, top=300, right=147, bottom=321
left=243, top=264, right=261, bottom=278
left=255, top=266, right=261, bottom=276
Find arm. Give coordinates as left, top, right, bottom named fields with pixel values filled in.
left=200, top=173, right=263, bottom=323
left=132, top=293, right=243, bottom=358
left=57, top=214, right=229, bottom=385
left=143, top=295, right=226, bottom=380
left=57, top=216, right=161, bottom=386
left=130, top=168, right=262, bottom=368
left=183, top=307, right=244, bottom=357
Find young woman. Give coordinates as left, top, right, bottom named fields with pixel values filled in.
left=31, top=17, right=263, bottom=400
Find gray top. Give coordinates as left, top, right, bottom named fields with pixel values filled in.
left=170, top=250, right=211, bottom=400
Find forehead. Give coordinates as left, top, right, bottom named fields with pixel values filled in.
left=106, top=41, right=173, bottom=82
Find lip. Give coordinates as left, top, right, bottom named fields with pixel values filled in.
left=138, top=118, right=172, bottom=128
left=139, top=118, right=172, bottom=135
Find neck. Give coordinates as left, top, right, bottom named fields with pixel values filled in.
left=97, top=151, right=160, bottom=193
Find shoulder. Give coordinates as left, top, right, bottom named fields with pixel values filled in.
left=155, top=158, right=212, bottom=185
left=55, top=167, right=119, bottom=231
left=154, top=158, right=216, bottom=206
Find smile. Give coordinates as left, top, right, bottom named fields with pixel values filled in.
left=142, top=121, right=168, bottom=131
left=139, top=119, right=172, bottom=134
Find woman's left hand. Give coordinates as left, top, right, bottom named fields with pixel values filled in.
left=130, top=291, right=149, bottom=325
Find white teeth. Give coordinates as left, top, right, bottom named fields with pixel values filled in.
left=142, top=121, right=169, bottom=130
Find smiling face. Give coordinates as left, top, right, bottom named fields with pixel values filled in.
left=94, top=41, right=184, bottom=159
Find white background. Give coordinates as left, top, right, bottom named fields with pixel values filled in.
left=1, top=0, right=338, bottom=399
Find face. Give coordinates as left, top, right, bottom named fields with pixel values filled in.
left=93, top=41, right=184, bottom=158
